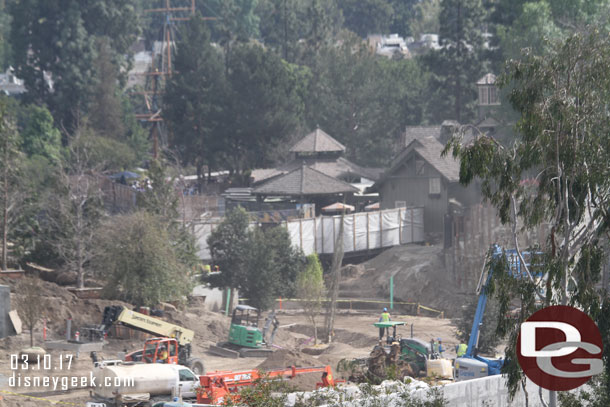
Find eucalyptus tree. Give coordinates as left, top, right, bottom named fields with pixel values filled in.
left=444, top=29, right=610, bottom=398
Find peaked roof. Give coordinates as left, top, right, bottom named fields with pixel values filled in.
left=412, top=137, right=460, bottom=182
left=477, top=73, right=496, bottom=85
left=252, top=165, right=358, bottom=196
left=289, top=128, right=346, bottom=153
left=381, top=137, right=460, bottom=186
left=251, top=157, right=381, bottom=185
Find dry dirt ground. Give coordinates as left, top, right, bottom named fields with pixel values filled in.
left=0, top=244, right=473, bottom=407
left=0, top=304, right=459, bottom=406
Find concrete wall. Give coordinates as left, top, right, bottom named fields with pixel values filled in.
left=0, top=285, right=12, bottom=339
left=434, top=375, right=549, bottom=407
left=192, top=285, right=233, bottom=312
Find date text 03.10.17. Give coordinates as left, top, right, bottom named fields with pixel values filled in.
left=10, top=354, right=74, bottom=371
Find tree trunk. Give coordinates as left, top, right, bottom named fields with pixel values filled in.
left=76, top=203, right=84, bottom=289
left=324, top=204, right=345, bottom=343
left=312, top=316, right=318, bottom=345
left=2, top=153, right=7, bottom=271
left=29, top=326, right=34, bottom=347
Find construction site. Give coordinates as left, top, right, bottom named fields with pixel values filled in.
left=0, top=241, right=553, bottom=407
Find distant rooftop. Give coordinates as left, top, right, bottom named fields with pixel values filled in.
left=252, top=165, right=358, bottom=196
left=289, top=128, right=346, bottom=154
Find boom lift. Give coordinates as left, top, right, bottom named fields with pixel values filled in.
left=100, top=305, right=205, bottom=374
left=455, top=245, right=543, bottom=381
left=196, top=365, right=339, bottom=404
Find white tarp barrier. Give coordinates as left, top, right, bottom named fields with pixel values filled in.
left=289, top=207, right=424, bottom=256
left=193, top=223, right=215, bottom=260
left=193, top=207, right=424, bottom=260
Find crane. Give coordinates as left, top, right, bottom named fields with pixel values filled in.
left=455, top=245, right=543, bottom=381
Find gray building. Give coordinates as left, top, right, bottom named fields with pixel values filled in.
left=371, top=73, right=503, bottom=243
left=372, top=134, right=480, bottom=242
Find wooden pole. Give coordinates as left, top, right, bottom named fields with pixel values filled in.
left=353, top=214, right=357, bottom=251
left=379, top=211, right=383, bottom=247
left=314, top=217, right=318, bottom=253
left=366, top=212, right=370, bottom=250
left=398, top=208, right=402, bottom=244
left=299, top=218, right=303, bottom=250
left=321, top=216, right=325, bottom=253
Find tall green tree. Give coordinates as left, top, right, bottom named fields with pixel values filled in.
left=0, top=0, right=12, bottom=70
left=18, top=105, right=62, bottom=162
left=444, top=29, right=610, bottom=397
left=89, top=37, right=126, bottom=140
left=207, top=207, right=250, bottom=289
left=408, top=0, right=442, bottom=39
left=9, top=0, right=139, bottom=130
left=96, top=211, right=193, bottom=307
left=296, top=254, right=325, bottom=344
left=256, top=0, right=309, bottom=62
left=163, top=15, right=226, bottom=180
left=207, top=207, right=303, bottom=310
left=387, top=0, right=420, bottom=37
left=0, top=98, right=22, bottom=270
left=223, top=43, right=303, bottom=172
left=495, top=1, right=562, bottom=63
left=301, top=0, right=343, bottom=61
left=306, top=32, right=426, bottom=166
left=206, top=0, right=261, bottom=44
left=138, top=158, right=199, bottom=269
left=339, top=0, right=393, bottom=37
left=423, top=0, right=486, bottom=123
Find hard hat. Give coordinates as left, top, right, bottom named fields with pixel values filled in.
left=383, top=308, right=388, bottom=312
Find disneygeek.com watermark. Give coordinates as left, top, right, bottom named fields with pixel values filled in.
left=8, top=372, right=134, bottom=391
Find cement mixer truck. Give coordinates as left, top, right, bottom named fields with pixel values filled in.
left=91, top=361, right=200, bottom=406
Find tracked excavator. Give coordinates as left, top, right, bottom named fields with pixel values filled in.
left=99, top=305, right=205, bottom=374
left=339, top=321, right=438, bottom=382
left=208, top=305, right=279, bottom=358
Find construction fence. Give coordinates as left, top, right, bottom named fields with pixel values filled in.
left=236, top=297, right=444, bottom=319
left=192, top=207, right=425, bottom=260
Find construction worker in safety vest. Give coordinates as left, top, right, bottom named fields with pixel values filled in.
left=378, top=308, right=391, bottom=340
left=157, top=346, right=169, bottom=363
left=456, top=343, right=468, bottom=357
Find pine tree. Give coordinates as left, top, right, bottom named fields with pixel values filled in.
left=423, top=0, right=486, bottom=123
left=163, top=15, right=226, bottom=182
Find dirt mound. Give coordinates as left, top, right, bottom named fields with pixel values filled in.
left=257, top=349, right=324, bottom=391
left=339, top=244, right=470, bottom=317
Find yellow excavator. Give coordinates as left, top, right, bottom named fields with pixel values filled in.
left=98, top=305, right=205, bottom=374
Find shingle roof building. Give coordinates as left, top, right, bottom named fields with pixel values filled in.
left=252, top=165, right=358, bottom=196
left=289, top=128, right=346, bottom=154
left=252, top=128, right=380, bottom=186
left=381, top=136, right=460, bottom=184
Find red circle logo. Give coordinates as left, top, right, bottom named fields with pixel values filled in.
left=517, top=305, right=603, bottom=391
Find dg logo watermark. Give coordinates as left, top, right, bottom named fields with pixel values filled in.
left=517, top=305, right=603, bottom=391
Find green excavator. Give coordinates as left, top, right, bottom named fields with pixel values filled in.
left=339, top=321, right=433, bottom=382
left=209, top=305, right=279, bottom=358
